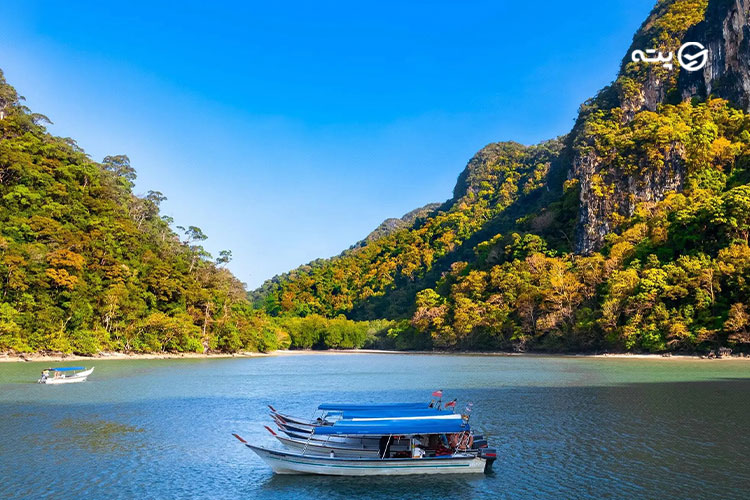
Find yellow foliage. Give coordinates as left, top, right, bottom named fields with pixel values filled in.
left=45, top=268, right=78, bottom=289
left=48, top=249, right=85, bottom=270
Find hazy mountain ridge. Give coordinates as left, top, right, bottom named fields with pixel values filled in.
left=357, top=202, right=443, bottom=247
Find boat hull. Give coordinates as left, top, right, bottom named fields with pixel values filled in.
left=38, top=367, right=94, bottom=384
left=279, top=426, right=390, bottom=447
left=40, top=377, right=86, bottom=385
left=246, top=445, right=487, bottom=476
left=274, top=434, right=409, bottom=457
left=272, top=414, right=316, bottom=433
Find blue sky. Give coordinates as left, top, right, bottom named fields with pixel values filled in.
left=0, top=0, right=655, bottom=288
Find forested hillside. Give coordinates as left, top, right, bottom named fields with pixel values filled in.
left=0, top=71, right=290, bottom=354
left=253, top=139, right=567, bottom=320
left=257, top=0, right=750, bottom=353
left=6, top=0, right=750, bottom=356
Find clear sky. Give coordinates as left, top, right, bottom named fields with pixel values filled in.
left=0, top=0, right=655, bottom=288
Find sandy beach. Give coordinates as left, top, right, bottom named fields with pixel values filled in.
left=1, top=349, right=747, bottom=363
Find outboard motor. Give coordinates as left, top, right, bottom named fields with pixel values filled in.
left=479, top=447, right=497, bottom=472
left=472, top=438, right=488, bottom=449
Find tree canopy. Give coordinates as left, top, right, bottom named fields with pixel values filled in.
left=0, top=70, right=286, bottom=355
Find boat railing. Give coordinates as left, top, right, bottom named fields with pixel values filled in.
left=301, top=427, right=315, bottom=455
left=382, top=434, right=392, bottom=459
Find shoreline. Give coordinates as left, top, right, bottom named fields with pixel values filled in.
left=1, top=349, right=748, bottom=363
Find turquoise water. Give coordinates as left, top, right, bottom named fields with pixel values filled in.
left=1, top=353, right=749, bottom=499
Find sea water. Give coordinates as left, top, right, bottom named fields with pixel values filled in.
left=1, top=353, right=748, bottom=499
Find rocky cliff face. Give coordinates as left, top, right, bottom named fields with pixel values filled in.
left=680, top=0, right=750, bottom=110
left=573, top=145, right=687, bottom=254
left=571, top=0, right=750, bottom=254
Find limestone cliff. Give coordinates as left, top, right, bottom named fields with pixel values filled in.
left=680, top=0, right=750, bottom=110
left=570, top=0, right=750, bottom=253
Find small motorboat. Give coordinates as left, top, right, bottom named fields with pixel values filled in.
left=38, top=366, right=94, bottom=384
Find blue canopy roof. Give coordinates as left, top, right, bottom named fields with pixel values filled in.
left=317, top=402, right=430, bottom=411
left=46, top=366, right=85, bottom=371
left=337, top=408, right=448, bottom=419
left=313, top=417, right=470, bottom=436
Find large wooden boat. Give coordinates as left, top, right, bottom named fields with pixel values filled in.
left=240, top=442, right=492, bottom=476
left=265, top=426, right=410, bottom=457
left=235, top=404, right=497, bottom=476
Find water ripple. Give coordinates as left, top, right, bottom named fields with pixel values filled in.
left=1, top=355, right=749, bottom=499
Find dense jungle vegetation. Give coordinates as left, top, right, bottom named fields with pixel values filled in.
left=255, top=0, right=750, bottom=354
left=5, top=0, right=750, bottom=355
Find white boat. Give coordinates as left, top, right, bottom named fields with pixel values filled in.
left=273, top=434, right=385, bottom=457
left=269, top=405, right=462, bottom=438
left=235, top=408, right=497, bottom=476
left=238, top=440, right=492, bottom=476
left=271, top=413, right=320, bottom=433
left=280, top=427, right=488, bottom=452
left=278, top=426, right=385, bottom=447
left=38, top=366, right=94, bottom=384
left=266, top=427, right=410, bottom=457
left=272, top=410, right=462, bottom=426
left=270, top=403, right=489, bottom=454
left=269, top=424, right=383, bottom=447
left=268, top=403, right=453, bottom=430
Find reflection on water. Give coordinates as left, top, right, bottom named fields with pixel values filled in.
left=257, top=473, right=489, bottom=500
left=38, top=418, right=146, bottom=453
left=1, top=355, right=749, bottom=499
